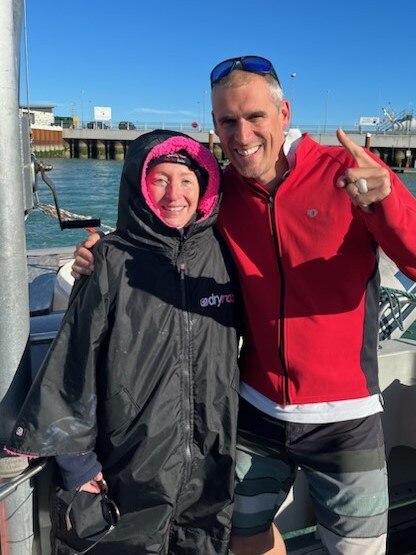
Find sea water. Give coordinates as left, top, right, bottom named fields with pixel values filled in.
left=26, top=158, right=122, bottom=250
left=25, top=157, right=416, bottom=250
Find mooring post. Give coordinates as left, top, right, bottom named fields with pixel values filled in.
left=209, top=129, right=215, bottom=153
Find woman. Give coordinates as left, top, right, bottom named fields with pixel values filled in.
left=6, top=130, right=240, bottom=554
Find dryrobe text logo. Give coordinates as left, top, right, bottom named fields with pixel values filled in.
left=200, top=293, right=235, bottom=308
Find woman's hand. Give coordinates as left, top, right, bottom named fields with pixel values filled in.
left=78, top=471, right=104, bottom=494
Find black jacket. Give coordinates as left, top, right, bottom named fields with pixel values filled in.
left=7, top=130, right=240, bottom=554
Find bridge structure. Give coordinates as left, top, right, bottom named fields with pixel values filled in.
left=60, top=128, right=222, bottom=161
left=33, top=127, right=416, bottom=170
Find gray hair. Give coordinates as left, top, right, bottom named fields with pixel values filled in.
left=211, top=70, right=284, bottom=108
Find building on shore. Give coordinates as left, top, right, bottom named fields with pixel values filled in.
left=19, top=105, right=68, bottom=157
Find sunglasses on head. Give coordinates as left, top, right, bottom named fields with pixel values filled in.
left=210, top=56, right=281, bottom=87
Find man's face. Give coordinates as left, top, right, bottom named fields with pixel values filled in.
left=212, top=73, right=290, bottom=188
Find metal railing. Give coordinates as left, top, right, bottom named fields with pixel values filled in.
left=55, top=120, right=212, bottom=133
left=53, top=119, right=416, bottom=136
left=0, top=458, right=47, bottom=502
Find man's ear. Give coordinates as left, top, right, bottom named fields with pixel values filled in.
left=280, top=100, right=291, bottom=130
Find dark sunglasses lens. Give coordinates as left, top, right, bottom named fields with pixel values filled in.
left=242, top=57, right=272, bottom=73
left=211, top=60, right=234, bottom=83
left=102, top=495, right=120, bottom=526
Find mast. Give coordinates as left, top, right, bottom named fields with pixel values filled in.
left=0, top=0, right=34, bottom=553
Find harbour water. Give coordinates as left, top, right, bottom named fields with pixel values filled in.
left=25, top=157, right=416, bottom=250
left=26, top=158, right=123, bottom=250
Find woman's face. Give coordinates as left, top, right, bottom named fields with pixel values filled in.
left=146, top=162, right=200, bottom=228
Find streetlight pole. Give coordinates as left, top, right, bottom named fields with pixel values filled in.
left=323, top=89, right=330, bottom=134
left=407, top=101, right=413, bottom=136
left=406, top=101, right=413, bottom=167
left=69, top=101, right=76, bottom=124
left=290, top=73, right=296, bottom=127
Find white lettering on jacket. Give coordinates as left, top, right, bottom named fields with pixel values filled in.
left=200, top=293, right=235, bottom=308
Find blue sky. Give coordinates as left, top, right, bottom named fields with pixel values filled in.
left=22, top=0, right=416, bottom=129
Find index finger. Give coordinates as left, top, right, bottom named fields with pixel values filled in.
left=336, top=128, right=378, bottom=168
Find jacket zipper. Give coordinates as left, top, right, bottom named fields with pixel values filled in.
left=179, top=260, right=193, bottom=470
left=267, top=194, right=290, bottom=405
left=171, top=240, right=193, bottom=510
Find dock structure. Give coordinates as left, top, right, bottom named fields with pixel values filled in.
left=310, top=131, right=416, bottom=169
left=58, top=128, right=223, bottom=161
left=31, top=127, right=416, bottom=169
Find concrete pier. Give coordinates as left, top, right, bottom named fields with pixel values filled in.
left=32, top=126, right=68, bottom=156
left=61, top=128, right=217, bottom=160
left=53, top=128, right=416, bottom=168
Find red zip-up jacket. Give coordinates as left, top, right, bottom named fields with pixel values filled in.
left=217, top=134, right=416, bottom=405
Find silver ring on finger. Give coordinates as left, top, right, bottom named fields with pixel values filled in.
left=356, top=178, right=368, bottom=194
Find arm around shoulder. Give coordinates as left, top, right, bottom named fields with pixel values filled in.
left=71, top=232, right=104, bottom=279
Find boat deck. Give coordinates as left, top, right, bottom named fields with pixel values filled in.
left=27, top=247, right=74, bottom=316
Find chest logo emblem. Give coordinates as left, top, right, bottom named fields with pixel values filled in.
left=307, top=208, right=318, bottom=218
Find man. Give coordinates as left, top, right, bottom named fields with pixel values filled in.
left=72, top=56, right=416, bottom=555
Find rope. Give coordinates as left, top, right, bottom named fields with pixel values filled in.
left=379, top=285, right=416, bottom=333
left=36, top=203, right=115, bottom=234
left=380, top=286, right=416, bottom=304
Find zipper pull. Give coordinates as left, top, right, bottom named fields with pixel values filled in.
left=176, top=235, right=186, bottom=262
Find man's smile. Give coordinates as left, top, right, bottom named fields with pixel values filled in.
left=236, top=145, right=261, bottom=157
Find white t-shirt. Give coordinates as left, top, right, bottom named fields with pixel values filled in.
left=240, top=382, right=383, bottom=423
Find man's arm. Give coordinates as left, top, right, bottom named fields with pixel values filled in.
left=336, top=129, right=416, bottom=280
left=71, top=232, right=102, bottom=279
